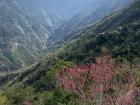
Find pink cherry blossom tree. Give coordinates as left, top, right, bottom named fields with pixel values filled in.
left=57, top=55, right=116, bottom=105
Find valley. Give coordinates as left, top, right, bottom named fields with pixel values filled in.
left=0, top=0, right=132, bottom=72
left=0, top=0, right=140, bottom=105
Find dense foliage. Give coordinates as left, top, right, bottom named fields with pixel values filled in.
left=0, top=0, right=140, bottom=105
left=57, top=56, right=140, bottom=105
left=0, top=55, right=139, bottom=105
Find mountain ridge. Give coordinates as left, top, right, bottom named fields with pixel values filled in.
left=49, top=0, right=132, bottom=44
left=0, top=0, right=56, bottom=71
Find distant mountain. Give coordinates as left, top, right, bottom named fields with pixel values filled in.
left=0, top=0, right=57, bottom=71
left=41, top=0, right=95, bottom=20
left=0, top=0, right=106, bottom=71
left=49, top=0, right=133, bottom=43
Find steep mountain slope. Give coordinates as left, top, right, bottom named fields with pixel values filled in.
left=18, top=0, right=140, bottom=88
left=92, top=0, right=140, bottom=33
left=0, top=0, right=109, bottom=72
left=49, top=0, right=133, bottom=43
left=0, top=1, right=140, bottom=105
left=0, top=0, right=56, bottom=71
left=58, top=0, right=140, bottom=63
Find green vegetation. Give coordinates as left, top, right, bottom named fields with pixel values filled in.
left=135, top=70, right=140, bottom=86
left=0, top=0, right=140, bottom=105
left=0, top=60, right=76, bottom=105
left=46, top=0, right=140, bottom=67
left=0, top=95, right=8, bottom=105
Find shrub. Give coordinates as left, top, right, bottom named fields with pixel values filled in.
left=0, top=95, right=9, bottom=105
left=135, top=70, right=140, bottom=86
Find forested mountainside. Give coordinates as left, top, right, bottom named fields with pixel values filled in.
left=0, top=0, right=56, bottom=71
left=57, top=0, right=140, bottom=63
left=49, top=0, right=132, bottom=43
left=0, top=1, right=140, bottom=105
left=0, top=0, right=105, bottom=72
